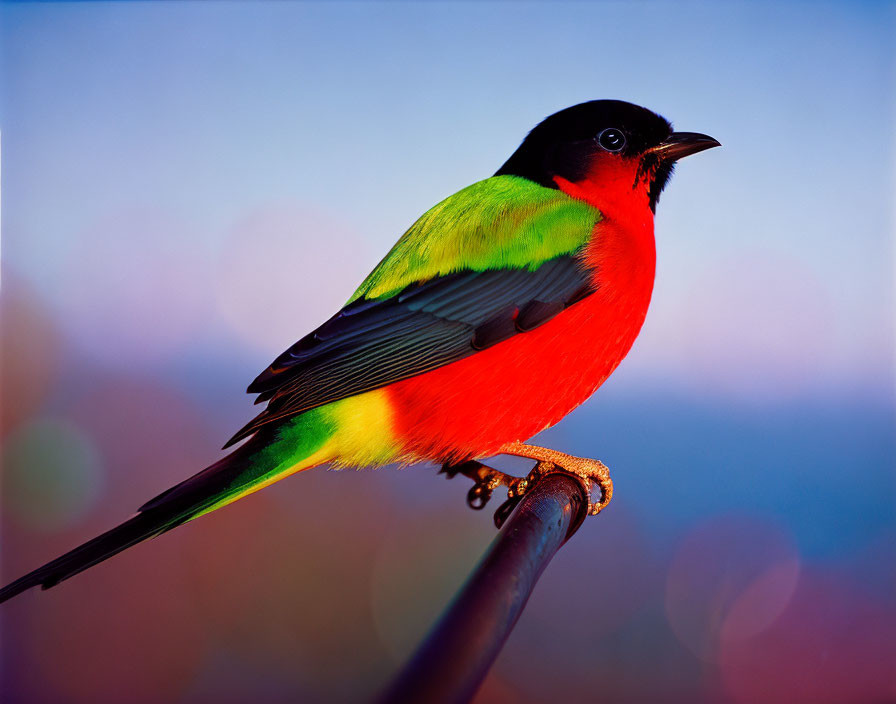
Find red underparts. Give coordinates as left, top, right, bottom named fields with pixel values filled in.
left=387, top=155, right=658, bottom=464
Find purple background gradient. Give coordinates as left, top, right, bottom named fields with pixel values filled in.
left=2, top=2, right=894, bottom=702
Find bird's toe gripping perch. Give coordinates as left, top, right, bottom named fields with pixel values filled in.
left=440, top=443, right=613, bottom=528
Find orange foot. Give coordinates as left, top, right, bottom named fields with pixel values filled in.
left=498, top=442, right=613, bottom=516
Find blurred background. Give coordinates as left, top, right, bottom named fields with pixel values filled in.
left=1, top=2, right=894, bottom=702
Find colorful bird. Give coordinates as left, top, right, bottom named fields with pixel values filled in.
left=0, top=100, right=718, bottom=602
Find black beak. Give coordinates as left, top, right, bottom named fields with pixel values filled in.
left=649, top=132, right=720, bottom=161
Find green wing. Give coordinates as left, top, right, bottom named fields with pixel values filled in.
left=227, top=175, right=599, bottom=447
left=349, top=175, right=599, bottom=302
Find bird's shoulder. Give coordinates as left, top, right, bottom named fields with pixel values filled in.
left=349, top=174, right=600, bottom=303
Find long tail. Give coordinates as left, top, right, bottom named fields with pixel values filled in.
left=0, top=429, right=331, bottom=604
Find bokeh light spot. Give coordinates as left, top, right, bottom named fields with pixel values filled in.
left=720, top=557, right=800, bottom=642
left=215, top=204, right=372, bottom=355
left=0, top=274, right=62, bottom=436
left=56, top=208, right=215, bottom=367
left=720, top=572, right=896, bottom=704
left=2, top=418, right=104, bottom=531
left=665, top=514, right=800, bottom=662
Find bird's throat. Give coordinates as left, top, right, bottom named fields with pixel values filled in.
left=553, top=156, right=654, bottom=231
left=554, top=155, right=657, bottom=323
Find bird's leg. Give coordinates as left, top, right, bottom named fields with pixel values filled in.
left=441, top=443, right=612, bottom=526
left=439, top=460, right=527, bottom=512
left=441, top=459, right=547, bottom=527
left=498, top=442, right=613, bottom=516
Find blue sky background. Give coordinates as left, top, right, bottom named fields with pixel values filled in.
left=2, top=2, right=894, bottom=703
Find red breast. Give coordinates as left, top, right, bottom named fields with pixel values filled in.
left=388, top=157, right=657, bottom=464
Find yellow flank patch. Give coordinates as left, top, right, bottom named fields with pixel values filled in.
left=186, top=389, right=398, bottom=524
left=327, top=388, right=399, bottom=467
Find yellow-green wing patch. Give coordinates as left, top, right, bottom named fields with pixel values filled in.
left=349, top=175, right=599, bottom=303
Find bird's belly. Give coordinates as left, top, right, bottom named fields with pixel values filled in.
left=385, top=279, right=653, bottom=464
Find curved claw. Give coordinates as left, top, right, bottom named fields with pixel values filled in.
left=467, top=483, right=493, bottom=510
left=493, top=497, right=521, bottom=528
left=586, top=467, right=613, bottom=516
left=442, top=446, right=612, bottom=526
left=499, top=443, right=614, bottom=517
left=442, top=460, right=527, bottom=520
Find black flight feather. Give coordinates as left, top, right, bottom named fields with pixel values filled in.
left=226, top=255, right=597, bottom=448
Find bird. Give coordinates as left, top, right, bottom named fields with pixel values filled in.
left=0, top=99, right=718, bottom=603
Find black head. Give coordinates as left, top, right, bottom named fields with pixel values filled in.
left=495, top=100, right=719, bottom=211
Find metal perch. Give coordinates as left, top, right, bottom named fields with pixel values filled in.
left=378, top=466, right=594, bottom=704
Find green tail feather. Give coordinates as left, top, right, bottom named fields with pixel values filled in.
left=0, top=411, right=334, bottom=603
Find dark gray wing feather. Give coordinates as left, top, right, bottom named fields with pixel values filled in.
left=225, top=255, right=595, bottom=448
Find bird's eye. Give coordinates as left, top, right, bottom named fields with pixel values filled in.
left=597, top=128, right=626, bottom=152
